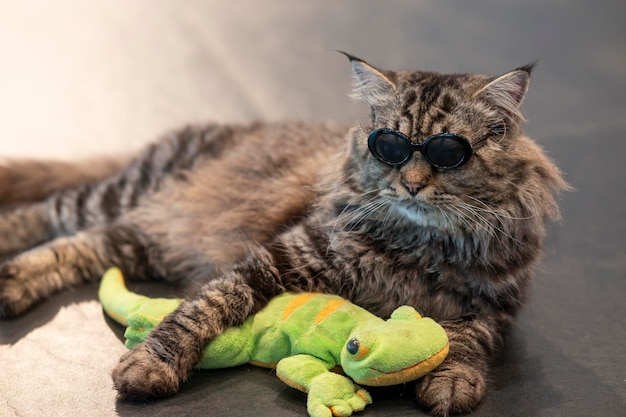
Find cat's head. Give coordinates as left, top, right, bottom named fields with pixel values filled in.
left=337, top=54, right=566, bottom=235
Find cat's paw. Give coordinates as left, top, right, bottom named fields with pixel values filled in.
left=112, top=342, right=181, bottom=400
left=0, top=263, right=35, bottom=318
left=415, top=362, right=486, bottom=416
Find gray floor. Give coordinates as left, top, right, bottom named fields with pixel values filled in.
left=1, top=1, right=625, bottom=416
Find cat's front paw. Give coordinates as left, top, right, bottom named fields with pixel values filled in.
left=0, top=263, right=35, bottom=318
left=415, top=362, right=486, bottom=416
left=112, top=342, right=181, bottom=400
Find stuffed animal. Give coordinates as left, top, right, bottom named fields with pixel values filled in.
left=99, top=267, right=449, bottom=417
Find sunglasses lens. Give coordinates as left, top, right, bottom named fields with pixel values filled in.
left=423, top=134, right=470, bottom=168
left=370, top=132, right=412, bottom=165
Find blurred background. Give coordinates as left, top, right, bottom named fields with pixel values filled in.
left=1, top=1, right=625, bottom=416
left=2, top=1, right=624, bottom=159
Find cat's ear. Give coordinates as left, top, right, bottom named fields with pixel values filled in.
left=339, top=51, right=396, bottom=106
left=473, top=64, right=534, bottom=122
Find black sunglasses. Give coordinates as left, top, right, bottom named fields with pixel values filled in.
left=368, top=128, right=479, bottom=169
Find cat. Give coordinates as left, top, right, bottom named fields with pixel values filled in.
left=0, top=53, right=567, bottom=416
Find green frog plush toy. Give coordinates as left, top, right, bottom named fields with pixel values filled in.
left=99, top=267, right=449, bottom=417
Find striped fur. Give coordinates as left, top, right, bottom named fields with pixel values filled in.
left=0, top=57, right=567, bottom=416
left=0, top=157, right=127, bottom=206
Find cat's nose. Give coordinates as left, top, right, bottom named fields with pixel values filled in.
left=402, top=181, right=426, bottom=196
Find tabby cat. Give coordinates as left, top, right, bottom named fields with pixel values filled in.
left=0, top=54, right=566, bottom=416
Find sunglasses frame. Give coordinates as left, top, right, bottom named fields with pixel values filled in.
left=367, top=128, right=475, bottom=169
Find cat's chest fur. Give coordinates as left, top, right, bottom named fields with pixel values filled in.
left=322, top=222, right=487, bottom=319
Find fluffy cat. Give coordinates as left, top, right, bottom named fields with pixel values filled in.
left=0, top=54, right=566, bottom=416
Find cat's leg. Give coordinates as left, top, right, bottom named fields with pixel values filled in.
left=0, top=202, right=55, bottom=257
left=414, top=317, right=501, bottom=416
left=111, top=245, right=285, bottom=400
left=0, top=179, right=136, bottom=258
left=0, top=124, right=238, bottom=256
left=0, top=222, right=164, bottom=318
left=0, top=157, right=126, bottom=206
left=0, top=158, right=129, bottom=256
left=0, top=153, right=161, bottom=255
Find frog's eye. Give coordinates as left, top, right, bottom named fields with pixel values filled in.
left=346, top=338, right=370, bottom=360
left=347, top=338, right=360, bottom=355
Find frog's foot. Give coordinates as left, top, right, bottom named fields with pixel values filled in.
left=307, top=373, right=372, bottom=417
left=124, top=312, right=163, bottom=349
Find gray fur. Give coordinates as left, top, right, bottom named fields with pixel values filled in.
left=0, top=57, right=567, bottom=416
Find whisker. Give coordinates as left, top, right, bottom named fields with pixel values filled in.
left=436, top=206, right=455, bottom=230
left=465, top=196, right=534, bottom=220
left=327, top=193, right=391, bottom=253
left=456, top=203, right=501, bottom=238
left=453, top=202, right=523, bottom=244
left=381, top=202, right=395, bottom=231
left=446, top=204, right=488, bottom=237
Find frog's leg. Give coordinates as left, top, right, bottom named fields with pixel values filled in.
left=276, top=355, right=372, bottom=417
left=125, top=312, right=165, bottom=349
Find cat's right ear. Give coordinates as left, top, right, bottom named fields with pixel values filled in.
left=473, top=64, right=535, bottom=123
left=339, top=51, right=396, bottom=107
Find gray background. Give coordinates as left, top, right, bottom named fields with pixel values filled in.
left=1, top=1, right=625, bottom=416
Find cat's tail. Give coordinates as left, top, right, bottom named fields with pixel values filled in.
left=0, top=156, right=131, bottom=205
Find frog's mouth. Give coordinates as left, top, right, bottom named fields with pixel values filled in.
left=354, top=342, right=449, bottom=387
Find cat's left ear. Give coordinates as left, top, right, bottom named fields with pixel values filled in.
left=339, top=51, right=396, bottom=107
left=473, top=64, right=534, bottom=122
